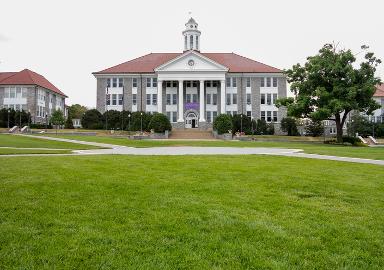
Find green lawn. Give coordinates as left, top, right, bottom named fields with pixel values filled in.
left=0, top=134, right=100, bottom=150
left=0, top=148, right=71, bottom=155
left=42, top=134, right=384, bottom=160
left=0, top=155, right=383, bottom=269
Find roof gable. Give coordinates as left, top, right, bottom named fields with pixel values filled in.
left=155, top=51, right=228, bottom=72
left=374, top=84, right=384, bottom=97
left=0, top=69, right=67, bottom=97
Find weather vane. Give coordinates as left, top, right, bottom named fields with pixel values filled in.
left=188, top=11, right=192, bottom=16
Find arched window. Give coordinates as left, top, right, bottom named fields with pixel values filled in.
left=196, top=36, right=199, bottom=50
left=184, top=36, right=187, bottom=50
left=190, top=35, right=193, bottom=50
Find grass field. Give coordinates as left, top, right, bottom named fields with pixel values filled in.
left=0, top=134, right=100, bottom=150
left=0, top=155, right=383, bottom=269
left=0, top=148, right=71, bottom=155
left=42, top=134, right=384, bottom=160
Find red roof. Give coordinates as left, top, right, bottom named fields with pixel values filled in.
left=94, top=52, right=282, bottom=74
left=0, top=69, right=67, bottom=97
left=374, top=84, right=384, bottom=97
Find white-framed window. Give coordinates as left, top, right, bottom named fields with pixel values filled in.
left=226, top=77, right=237, bottom=87
left=267, top=111, right=272, bottom=122
left=226, top=93, right=231, bottom=105
left=166, top=111, right=177, bottom=123
left=273, top=111, right=278, bottom=122
left=232, top=93, right=237, bottom=104
left=132, top=94, right=137, bottom=105
left=273, top=93, right=278, bottom=104
left=132, top=78, right=137, bottom=88
left=206, top=93, right=211, bottom=105
left=172, top=94, right=177, bottom=105
left=106, top=94, right=110, bottom=105
left=330, top=127, right=336, bottom=134
left=266, top=77, right=271, bottom=87
left=261, top=78, right=265, bottom=87
left=273, top=77, right=278, bottom=87
left=118, top=78, right=123, bottom=88
left=246, top=78, right=251, bottom=87
left=112, top=78, right=117, bottom=88
left=107, top=78, right=111, bottom=88
left=146, top=94, right=151, bottom=105
left=247, top=93, right=251, bottom=105
left=166, top=94, right=171, bottom=105
left=146, top=78, right=157, bottom=88
left=152, top=94, right=157, bottom=105
left=267, top=94, right=272, bottom=105
left=118, top=94, right=123, bottom=105
left=112, top=94, right=117, bottom=105
left=247, top=111, right=252, bottom=118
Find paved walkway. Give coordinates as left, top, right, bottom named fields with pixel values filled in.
left=2, top=135, right=383, bottom=166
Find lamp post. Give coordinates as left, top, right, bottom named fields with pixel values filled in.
left=140, top=112, right=143, bottom=134
left=128, top=113, right=131, bottom=131
left=28, top=109, right=31, bottom=134
left=7, top=108, right=10, bottom=129
left=105, top=86, right=109, bottom=131
left=45, top=113, right=48, bottom=132
left=19, top=108, right=22, bottom=128
left=240, top=114, right=243, bottom=134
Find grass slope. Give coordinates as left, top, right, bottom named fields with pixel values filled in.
left=0, top=134, right=99, bottom=150
left=0, top=148, right=71, bottom=155
left=43, top=134, right=384, bottom=160
left=0, top=155, right=383, bottom=269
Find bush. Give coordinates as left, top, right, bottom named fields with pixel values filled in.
left=81, top=109, right=103, bottom=129
left=254, top=119, right=274, bottom=135
left=103, top=110, right=121, bottom=130
left=213, top=114, right=232, bottom=135
left=347, top=114, right=373, bottom=137
left=305, top=119, right=324, bottom=137
left=148, top=113, right=172, bottom=133
left=232, top=114, right=252, bottom=135
left=281, top=117, right=300, bottom=136
left=30, top=123, right=53, bottom=129
left=0, top=108, right=31, bottom=128
left=65, top=114, right=74, bottom=129
left=342, top=136, right=361, bottom=146
left=129, top=112, right=153, bottom=132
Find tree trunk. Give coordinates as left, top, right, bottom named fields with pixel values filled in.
left=335, top=113, right=343, bottom=143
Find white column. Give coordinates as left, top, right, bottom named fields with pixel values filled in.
left=157, top=80, right=162, bottom=113
left=199, top=80, right=205, bottom=122
left=178, top=80, right=184, bottom=122
left=220, top=80, right=226, bottom=114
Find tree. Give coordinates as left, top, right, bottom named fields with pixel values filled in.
left=68, top=104, right=87, bottom=119
left=305, top=119, right=324, bottom=137
left=347, top=114, right=373, bottom=137
left=103, top=110, right=121, bottom=130
left=65, top=114, right=74, bottom=129
left=50, top=110, right=65, bottom=134
left=81, top=109, right=103, bottom=129
left=277, top=43, right=381, bottom=142
left=213, top=114, right=232, bottom=134
left=148, top=113, right=172, bottom=133
left=129, top=112, right=153, bottom=132
left=280, top=117, right=299, bottom=136
left=232, top=114, right=252, bottom=134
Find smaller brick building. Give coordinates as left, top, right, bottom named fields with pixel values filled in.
left=0, top=69, right=67, bottom=124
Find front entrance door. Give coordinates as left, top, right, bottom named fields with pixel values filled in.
left=185, top=112, right=198, bottom=128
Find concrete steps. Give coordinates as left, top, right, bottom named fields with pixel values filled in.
left=170, top=129, right=214, bottom=139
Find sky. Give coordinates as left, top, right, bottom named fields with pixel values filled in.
left=1, top=0, right=383, bottom=107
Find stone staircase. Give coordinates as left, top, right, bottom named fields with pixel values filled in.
left=169, top=129, right=214, bottom=140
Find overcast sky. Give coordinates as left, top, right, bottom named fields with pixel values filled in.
left=1, top=0, right=383, bottom=107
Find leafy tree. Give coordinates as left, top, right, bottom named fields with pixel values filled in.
left=103, top=110, right=121, bottom=130
left=347, top=114, right=373, bottom=137
left=148, top=113, right=172, bottom=133
left=68, top=104, right=87, bottom=119
left=232, top=114, right=252, bottom=134
left=305, top=119, right=324, bottom=137
left=65, top=114, right=74, bottom=129
left=50, top=110, right=65, bottom=134
left=121, top=110, right=132, bottom=131
left=213, top=114, right=232, bottom=134
left=277, top=43, right=381, bottom=142
left=281, top=117, right=299, bottom=136
left=81, top=109, right=103, bottom=129
left=129, top=111, right=153, bottom=132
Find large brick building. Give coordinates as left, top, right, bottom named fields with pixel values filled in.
left=0, top=69, right=67, bottom=123
left=94, top=18, right=287, bottom=129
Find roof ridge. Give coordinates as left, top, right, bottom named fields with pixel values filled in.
left=231, top=52, right=282, bottom=71
left=23, top=69, right=37, bottom=85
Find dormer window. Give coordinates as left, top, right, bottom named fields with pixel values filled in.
left=190, top=25, right=193, bottom=28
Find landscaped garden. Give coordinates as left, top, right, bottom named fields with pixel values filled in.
left=0, top=155, right=383, bottom=268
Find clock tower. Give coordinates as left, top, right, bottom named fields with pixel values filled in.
left=182, top=17, right=201, bottom=52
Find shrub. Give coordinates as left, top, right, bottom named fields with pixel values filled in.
left=81, top=109, right=103, bottom=129
left=65, top=114, right=74, bottom=129
left=129, top=112, right=153, bottom=132
left=305, top=119, right=324, bottom=137
left=342, top=136, right=361, bottom=146
left=347, top=114, right=373, bottom=137
left=0, top=108, right=31, bottom=128
left=103, top=110, right=121, bottom=130
left=232, top=114, right=252, bottom=135
left=254, top=119, right=274, bottom=135
left=30, top=123, right=52, bottom=129
left=148, top=113, right=172, bottom=133
left=281, top=117, right=300, bottom=136
left=213, top=114, right=232, bottom=135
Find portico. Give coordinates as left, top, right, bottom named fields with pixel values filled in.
left=154, top=50, right=228, bottom=128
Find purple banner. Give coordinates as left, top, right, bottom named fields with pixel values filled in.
left=185, top=102, right=199, bottom=110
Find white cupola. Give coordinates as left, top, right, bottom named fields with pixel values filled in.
left=182, top=17, right=201, bottom=52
